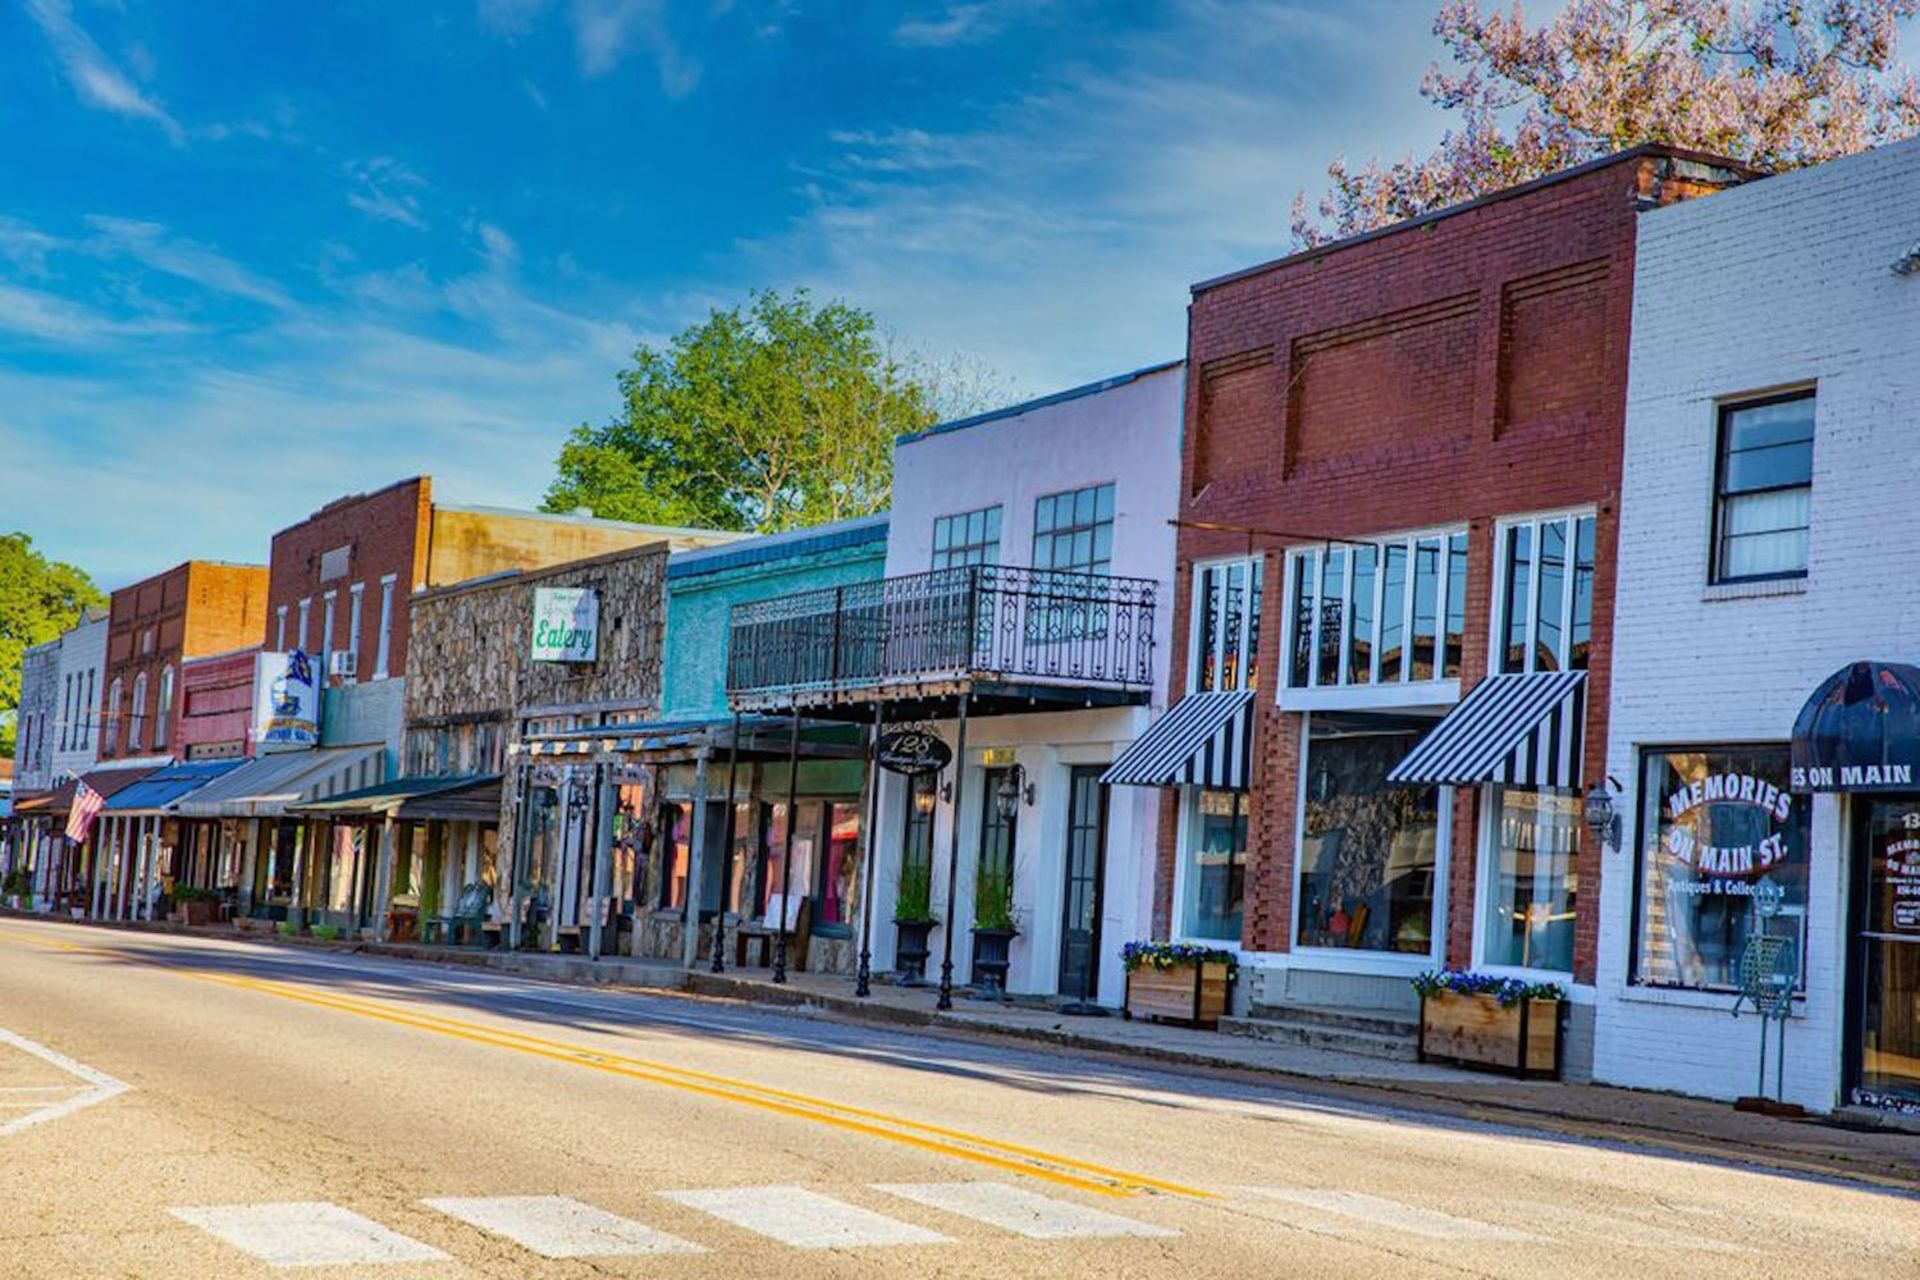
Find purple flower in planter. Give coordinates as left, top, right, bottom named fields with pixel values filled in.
left=1411, top=968, right=1563, bottom=1007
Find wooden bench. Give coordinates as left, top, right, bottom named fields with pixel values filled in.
left=734, top=896, right=811, bottom=971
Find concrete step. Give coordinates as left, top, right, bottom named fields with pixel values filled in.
left=1218, top=1006, right=1422, bottom=1062
left=1244, top=1001, right=1417, bottom=1039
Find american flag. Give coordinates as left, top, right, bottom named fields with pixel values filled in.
left=66, top=779, right=104, bottom=845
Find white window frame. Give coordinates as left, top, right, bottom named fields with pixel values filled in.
left=81, top=668, right=94, bottom=749
left=1168, top=785, right=1252, bottom=952
left=1187, top=554, right=1265, bottom=695
left=154, top=664, right=174, bottom=752
left=1279, top=524, right=1467, bottom=711
left=1287, top=712, right=1453, bottom=974
left=374, top=574, right=397, bottom=679
left=1488, top=506, right=1597, bottom=676
left=59, top=673, right=73, bottom=752
left=321, top=591, right=337, bottom=672
left=297, top=598, right=311, bottom=653
left=130, top=671, right=149, bottom=752
left=1469, top=781, right=1581, bottom=982
left=274, top=605, right=288, bottom=652
left=103, top=676, right=120, bottom=753
left=347, top=583, right=365, bottom=679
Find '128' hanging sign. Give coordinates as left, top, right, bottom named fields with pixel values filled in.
left=876, top=727, right=952, bottom=777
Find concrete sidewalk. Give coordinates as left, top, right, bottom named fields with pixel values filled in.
left=17, top=910, right=1915, bottom=1193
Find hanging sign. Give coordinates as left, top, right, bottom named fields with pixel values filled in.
left=532, top=587, right=598, bottom=662
left=253, top=650, right=321, bottom=750
left=876, top=727, right=951, bottom=777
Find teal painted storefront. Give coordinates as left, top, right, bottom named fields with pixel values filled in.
left=663, top=514, right=889, bottom=721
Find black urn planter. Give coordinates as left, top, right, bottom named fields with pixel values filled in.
left=970, top=926, right=1018, bottom=997
left=893, top=918, right=934, bottom=985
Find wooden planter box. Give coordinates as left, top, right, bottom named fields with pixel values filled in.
left=180, top=899, right=221, bottom=927
left=1418, top=992, right=1562, bottom=1078
left=1124, top=961, right=1231, bottom=1029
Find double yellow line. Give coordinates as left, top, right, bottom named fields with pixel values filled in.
left=0, top=924, right=1209, bottom=1201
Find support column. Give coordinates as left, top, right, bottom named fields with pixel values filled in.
left=710, top=712, right=743, bottom=974
left=373, top=819, right=396, bottom=943
left=680, top=744, right=712, bottom=969
left=937, top=692, right=971, bottom=1011
left=589, top=766, right=615, bottom=961
left=89, top=819, right=107, bottom=919
left=855, top=701, right=884, bottom=997
left=773, top=706, right=801, bottom=985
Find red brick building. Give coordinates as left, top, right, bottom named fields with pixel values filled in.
left=177, top=648, right=265, bottom=760
left=265, top=476, right=735, bottom=687
left=99, top=562, right=270, bottom=763
left=1149, top=148, right=1752, bottom=1070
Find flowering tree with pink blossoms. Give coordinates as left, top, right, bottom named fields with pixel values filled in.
left=1293, top=0, right=1920, bottom=245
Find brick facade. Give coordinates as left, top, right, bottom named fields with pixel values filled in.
left=100, top=561, right=269, bottom=762
left=178, top=647, right=263, bottom=760
left=1166, top=149, right=1752, bottom=993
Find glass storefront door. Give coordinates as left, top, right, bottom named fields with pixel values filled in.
left=1853, top=798, right=1920, bottom=1109
left=1057, top=766, right=1107, bottom=999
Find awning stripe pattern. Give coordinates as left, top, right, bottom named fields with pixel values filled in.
left=1386, top=670, right=1587, bottom=789
left=1100, top=690, right=1256, bottom=790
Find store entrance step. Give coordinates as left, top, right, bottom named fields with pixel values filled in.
left=1218, top=1003, right=1422, bottom=1062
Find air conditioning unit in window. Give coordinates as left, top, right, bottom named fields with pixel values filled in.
left=327, top=651, right=358, bottom=679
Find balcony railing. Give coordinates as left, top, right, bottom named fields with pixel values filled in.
left=726, top=565, right=1158, bottom=704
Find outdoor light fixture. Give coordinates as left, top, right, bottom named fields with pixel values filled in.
left=1584, top=777, right=1623, bottom=851
left=912, top=778, right=938, bottom=818
left=1892, top=241, right=1920, bottom=276
left=993, top=763, right=1035, bottom=823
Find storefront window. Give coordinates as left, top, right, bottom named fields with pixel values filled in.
left=1481, top=786, right=1580, bottom=972
left=1296, top=721, right=1439, bottom=954
left=1632, top=745, right=1808, bottom=990
left=1288, top=531, right=1465, bottom=690
left=816, top=803, right=861, bottom=931
left=1182, top=789, right=1246, bottom=942
left=1857, top=798, right=1920, bottom=1106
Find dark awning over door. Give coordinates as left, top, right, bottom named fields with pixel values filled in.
left=1388, top=670, right=1587, bottom=789
left=1100, top=690, right=1255, bottom=791
left=1791, top=661, right=1920, bottom=792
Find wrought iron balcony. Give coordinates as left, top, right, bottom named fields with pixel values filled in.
left=726, top=564, right=1158, bottom=710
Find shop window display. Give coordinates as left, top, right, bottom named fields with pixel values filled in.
left=1296, top=721, right=1439, bottom=953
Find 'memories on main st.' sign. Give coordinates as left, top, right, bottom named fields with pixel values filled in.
left=532, top=587, right=599, bottom=663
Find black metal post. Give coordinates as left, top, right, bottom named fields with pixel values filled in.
left=854, top=701, right=884, bottom=997
left=710, top=710, right=743, bottom=974
left=773, top=704, right=801, bottom=984
left=937, top=691, right=970, bottom=1011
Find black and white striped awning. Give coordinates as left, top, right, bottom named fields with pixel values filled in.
left=1387, top=671, right=1587, bottom=789
left=1101, top=690, right=1256, bottom=791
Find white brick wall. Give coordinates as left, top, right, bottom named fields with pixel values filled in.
left=1598, top=138, right=1920, bottom=1111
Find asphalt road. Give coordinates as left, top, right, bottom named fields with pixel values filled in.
left=0, top=918, right=1913, bottom=1279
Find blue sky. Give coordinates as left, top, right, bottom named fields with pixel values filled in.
left=3, top=0, right=1452, bottom=588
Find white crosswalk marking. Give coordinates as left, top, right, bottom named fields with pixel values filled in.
left=662, top=1186, right=951, bottom=1249
left=873, top=1182, right=1178, bottom=1240
left=170, top=1202, right=449, bottom=1267
left=1237, top=1187, right=1542, bottom=1243
left=424, top=1195, right=704, bottom=1259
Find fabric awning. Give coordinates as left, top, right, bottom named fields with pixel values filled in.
left=1100, top=690, right=1256, bottom=790
left=289, top=774, right=500, bottom=821
left=103, top=760, right=245, bottom=815
left=1790, top=660, right=1920, bottom=792
left=172, top=745, right=388, bottom=819
left=1387, top=670, right=1587, bottom=789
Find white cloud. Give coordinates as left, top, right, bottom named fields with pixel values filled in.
left=571, top=0, right=699, bottom=94
left=893, top=4, right=995, bottom=47
left=83, top=217, right=292, bottom=309
left=0, top=282, right=193, bottom=344
left=21, top=0, right=186, bottom=145
left=345, top=157, right=430, bottom=230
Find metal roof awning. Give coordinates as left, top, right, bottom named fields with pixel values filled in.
left=173, top=745, right=388, bottom=819
left=11, top=766, right=160, bottom=822
left=1388, top=671, right=1587, bottom=790
left=518, top=715, right=866, bottom=763
left=103, top=760, right=246, bottom=816
left=1101, top=690, right=1256, bottom=791
left=289, top=774, right=501, bottom=822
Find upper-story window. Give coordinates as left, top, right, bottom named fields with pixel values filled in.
left=1286, top=530, right=1467, bottom=689
left=155, top=665, right=175, bottom=750
left=931, top=506, right=1001, bottom=570
left=129, top=671, right=149, bottom=751
left=1713, top=391, right=1814, bottom=583
left=1033, top=483, right=1114, bottom=577
left=1191, top=558, right=1264, bottom=693
left=59, top=673, right=73, bottom=752
left=104, top=677, right=122, bottom=753
left=1495, top=512, right=1596, bottom=673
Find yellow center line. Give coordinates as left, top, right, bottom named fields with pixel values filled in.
left=0, top=924, right=1212, bottom=1200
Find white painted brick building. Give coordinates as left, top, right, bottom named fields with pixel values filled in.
left=1598, top=137, right=1920, bottom=1114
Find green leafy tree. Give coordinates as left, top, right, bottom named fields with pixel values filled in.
left=545, top=289, right=1005, bottom=532
left=0, top=533, right=105, bottom=759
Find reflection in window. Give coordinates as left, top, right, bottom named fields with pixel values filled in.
left=1497, top=513, right=1597, bottom=674
left=1287, top=532, right=1463, bottom=690
left=1411, top=539, right=1441, bottom=681
left=1481, top=786, right=1580, bottom=972
left=1192, top=558, right=1263, bottom=693
left=1296, top=722, right=1438, bottom=954
left=1713, top=393, right=1814, bottom=583
left=1183, top=789, right=1246, bottom=942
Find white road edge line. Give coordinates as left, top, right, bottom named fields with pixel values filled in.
left=0, top=1027, right=130, bottom=1137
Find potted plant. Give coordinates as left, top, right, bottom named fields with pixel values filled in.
left=1121, top=941, right=1236, bottom=1027
left=969, top=872, right=1018, bottom=997
left=172, top=885, right=222, bottom=927
left=1412, top=970, right=1565, bottom=1078
left=310, top=924, right=343, bottom=941
left=892, top=859, right=936, bottom=984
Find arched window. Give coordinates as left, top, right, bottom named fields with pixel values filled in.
left=104, top=677, right=123, bottom=753
left=155, top=665, right=175, bottom=752
left=130, top=672, right=149, bottom=752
